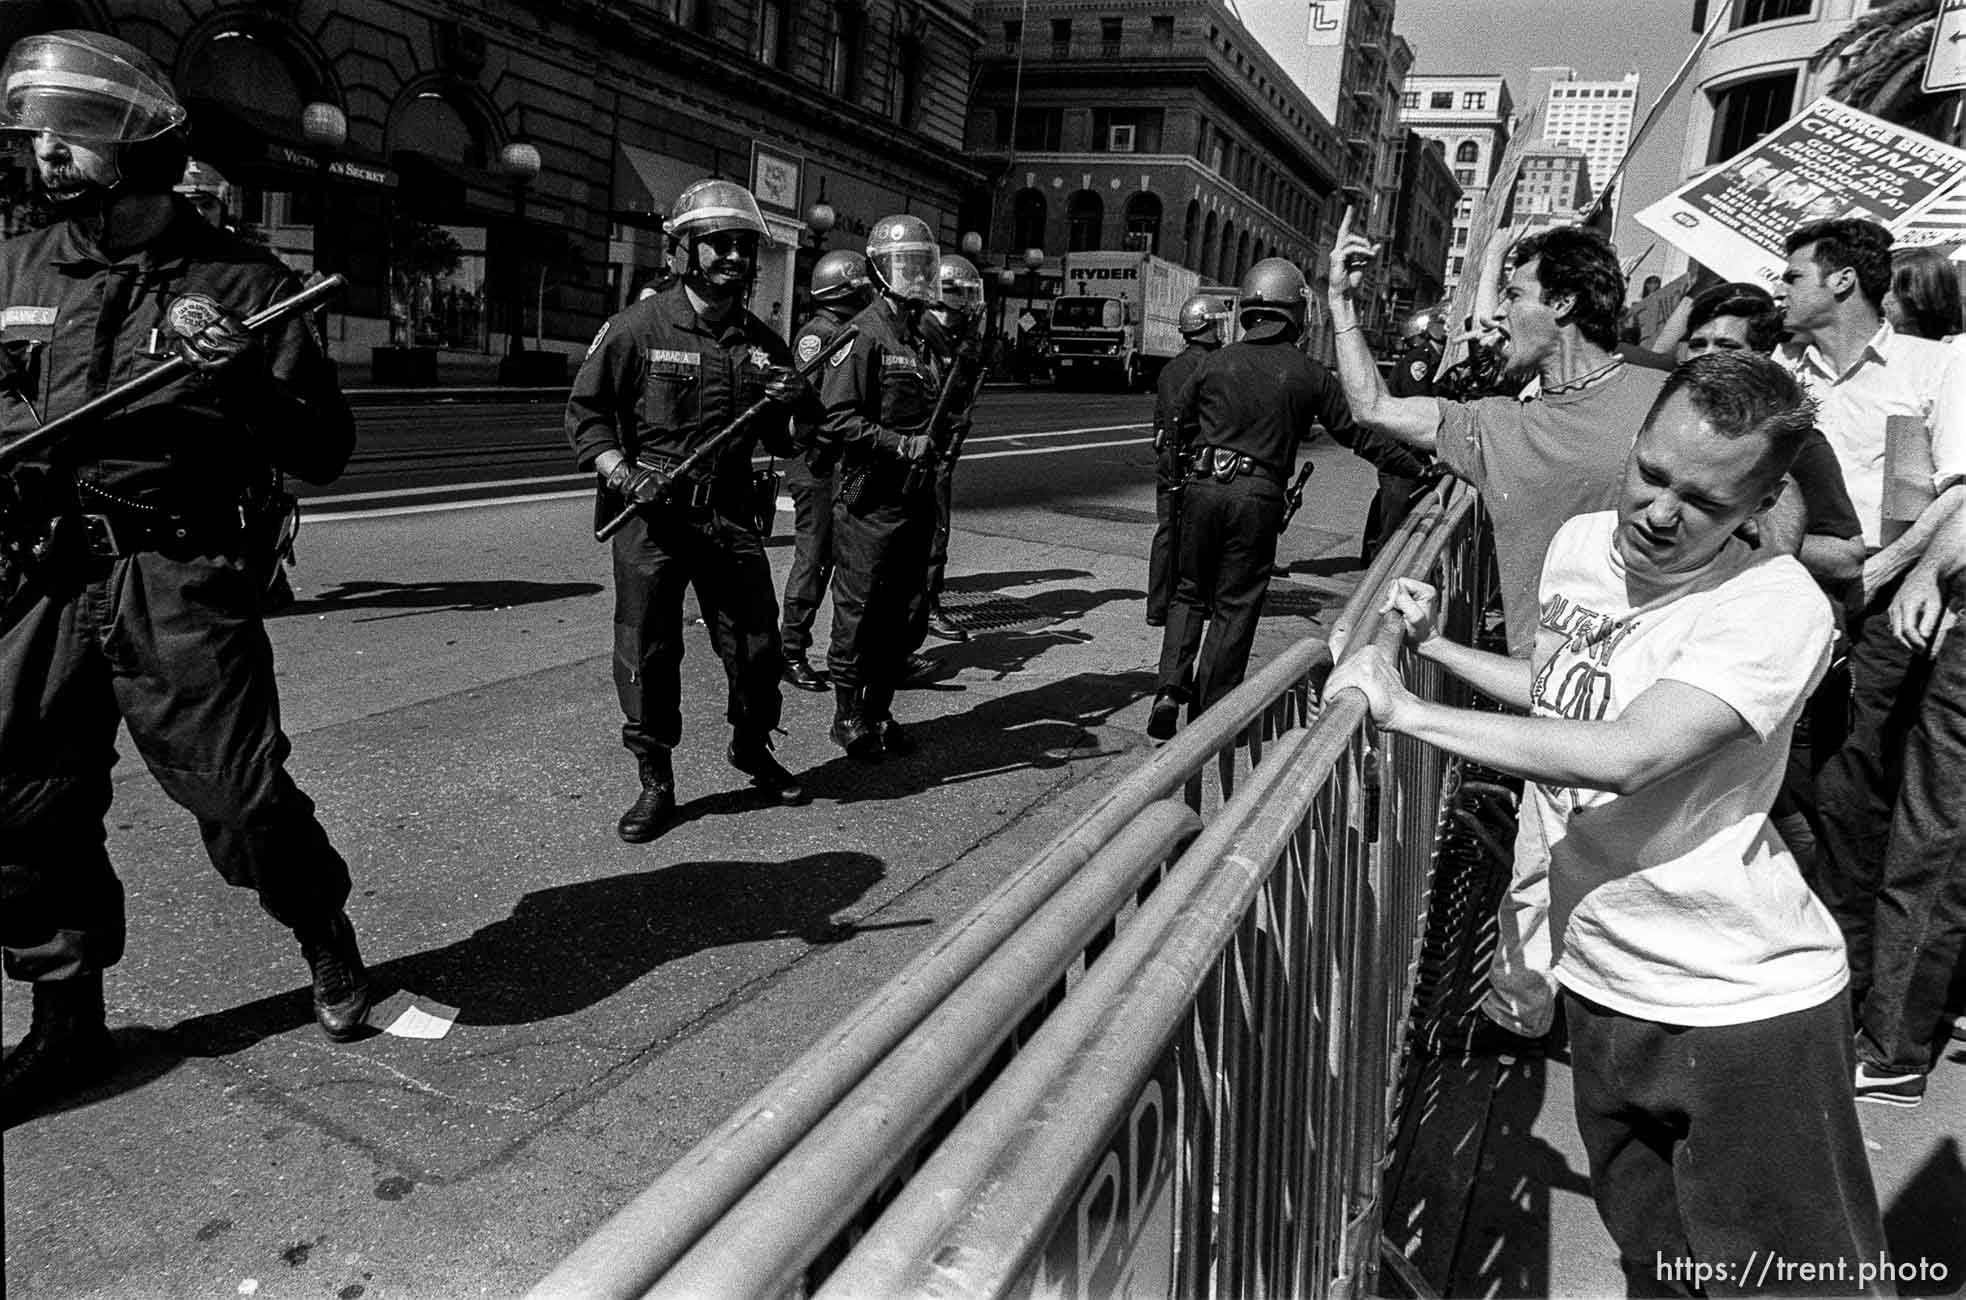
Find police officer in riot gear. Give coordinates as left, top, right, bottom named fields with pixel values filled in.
left=1363, top=305, right=1445, bottom=560
left=1, top=31, right=369, bottom=1122
left=818, top=215, right=942, bottom=759
left=1147, top=294, right=1224, bottom=627
left=780, top=249, right=874, bottom=691
left=567, top=177, right=813, bottom=843
left=1148, top=258, right=1428, bottom=741
left=915, top=252, right=988, bottom=646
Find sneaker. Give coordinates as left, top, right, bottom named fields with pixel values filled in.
left=1854, top=1063, right=1926, bottom=1108
left=925, top=606, right=969, bottom=643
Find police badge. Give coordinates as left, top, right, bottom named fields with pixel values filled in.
left=166, top=293, right=225, bottom=341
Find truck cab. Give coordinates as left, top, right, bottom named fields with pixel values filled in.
left=1046, top=294, right=1135, bottom=389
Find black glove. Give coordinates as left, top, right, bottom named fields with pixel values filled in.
left=607, top=462, right=670, bottom=506
left=897, top=433, right=935, bottom=463
left=762, top=365, right=808, bottom=406
left=170, top=308, right=258, bottom=375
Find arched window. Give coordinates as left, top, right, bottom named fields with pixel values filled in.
left=1455, top=140, right=1479, bottom=165
left=1066, top=190, right=1104, bottom=252
left=1234, top=231, right=1250, bottom=282
left=1123, top=191, right=1162, bottom=255
left=181, top=29, right=310, bottom=126
left=1200, top=210, right=1219, bottom=278
left=1012, top=188, right=1047, bottom=252
left=392, top=91, right=488, bottom=167
left=1183, top=199, right=1200, bottom=264
left=1216, top=219, right=1236, bottom=284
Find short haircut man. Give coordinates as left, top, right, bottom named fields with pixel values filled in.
left=1682, top=282, right=1785, bottom=355
left=1330, top=350, right=1886, bottom=1292
left=1785, top=218, right=1895, bottom=312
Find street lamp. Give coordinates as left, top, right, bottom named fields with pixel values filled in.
left=806, top=200, right=836, bottom=251
left=959, top=230, right=983, bottom=259
left=1019, top=247, right=1045, bottom=383
left=499, top=139, right=542, bottom=357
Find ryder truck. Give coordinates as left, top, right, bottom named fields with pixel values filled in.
left=1045, top=251, right=1200, bottom=390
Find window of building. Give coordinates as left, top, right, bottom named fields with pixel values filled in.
left=1429, top=91, right=1453, bottom=109
left=1734, top=0, right=1811, bottom=27
left=1151, top=15, right=1174, bottom=48
left=1462, top=91, right=1486, bottom=110
left=1123, top=191, right=1162, bottom=253
left=1002, top=106, right=1064, bottom=151
left=1051, top=17, right=1072, bottom=56
left=1450, top=255, right=1465, bottom=275
left=756, top=0, right=791, bottom=67
left=1455, top=140, right=1478, bottom=164
left=828, top=2, right=864, bottom=98
left=657, top=0, right=715, bottom=34
left=894, top=37, right=923, bottom=126
left=1067, top=190, right=1104, bottom=251
left=1453, top=224, right=1468, bottom=246
left=1454, top=167, right=1475, bottom=184
left=1093, top=107, right=1164, bottom=153
left=1012, top=188, right=1047, bottom=250
left=1706, top=70, right=1797, bottom=164
left=1101, top=16, right=1123, bottom=54
left=1401, top=91, right=1419, bottom=109
left=1003, top=18, right=1021, bottom=53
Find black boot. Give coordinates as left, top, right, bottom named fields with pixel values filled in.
left=863, top=684, right=917, bottom=755
left=298, top=912, right=373, bottom=1042
left=2, top=973, right=116, bottom=1128
left=730, top=730, right=806, bottom=804
left=925, top=602, right=969, bottom=643
left=618, top=748, right=678, bottom=843
left=782, top=654, right=828, bottom=692
left=1146, top=691, right=1181, bottom=742
left=829, top=685, right=881, bottom=761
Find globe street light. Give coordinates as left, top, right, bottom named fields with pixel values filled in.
left=499, top=140, right=543, bottom=356
left=806, top=200, right=836, bottom=252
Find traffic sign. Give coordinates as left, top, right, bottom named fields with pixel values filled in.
left=1924, top=0, right=1966, bottom=93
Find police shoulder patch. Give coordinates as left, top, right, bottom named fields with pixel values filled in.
left=1409, top=359, right=1429, bottom=381
left=796, top=333, right=822, bottom=364
left=586, top=319, right=611, bottom=358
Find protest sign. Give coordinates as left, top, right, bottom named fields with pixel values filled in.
left=1636, top=98, right=1966, bottom=289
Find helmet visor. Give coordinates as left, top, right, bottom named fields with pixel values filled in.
left=1, top=35, right=185, bottom=143
left=877, top=246, right=941, bottom=302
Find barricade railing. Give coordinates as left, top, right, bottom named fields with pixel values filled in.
left=532, top=482, right=1488, bottom=1300
left=531, top=627, right=1335, bottom=1300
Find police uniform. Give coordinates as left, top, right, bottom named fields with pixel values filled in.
left=567, top=280, right=797, bottom=766
left=1147, top=339, right=1212, bottom=626
left=1, top=200, right=355, bottom=984
left=779, top=306, right=852, bottom=663
left=1157, top=333, right=1428, bottom=710
left=912, top=324, right=985, bottom=644
left=1366, top=333, right=1442, bottom=559
left=820, top=294, right=940, bottom=722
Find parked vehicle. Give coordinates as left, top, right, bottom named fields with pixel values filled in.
left=1044, top=251, right=1200, bottom=389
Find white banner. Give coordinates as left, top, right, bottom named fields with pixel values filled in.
left=1636, top=98, right=1966, bottom=289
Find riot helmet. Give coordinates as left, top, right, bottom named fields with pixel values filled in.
left=1, top=31, right=186, bottom=144
left=810, top=249, right=873, bottom=309
left=866, top=214, right=940, bottom=304
left=669, top=177, right=771, bottom=301
left=1177, top=293, right=1226, bottom=345
left=1400, top=305, right=1446, bottom=343
left=1238, top=258, right=1309, bottom=337
left=937, top=253, right=986, bottom=315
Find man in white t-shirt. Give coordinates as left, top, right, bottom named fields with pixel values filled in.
left=1330, top=351, right=1886, bottom=1293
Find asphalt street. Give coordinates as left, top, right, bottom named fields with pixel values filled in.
left=2, top=387, right=1385, bottom=1299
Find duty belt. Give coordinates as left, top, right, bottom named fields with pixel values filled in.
left=633, top=453, right=718, bottom=511
left=54, top=504, right=249, bottom=559
left=1188, top=447, right=1285, bottom=486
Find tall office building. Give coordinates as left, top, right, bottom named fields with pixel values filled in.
left=1538, top=68, right=1639, bottom=214
left=1399, top=73, right=1514, bottom=296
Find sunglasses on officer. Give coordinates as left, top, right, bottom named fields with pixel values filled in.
left=698, top=231, right=758, bottom=257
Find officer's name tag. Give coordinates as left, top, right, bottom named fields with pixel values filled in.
left=647, top=349, right=701, bottom=366
left=881, top=355, right=918, bottom=370
left=2, top=306, right=57, bottom=328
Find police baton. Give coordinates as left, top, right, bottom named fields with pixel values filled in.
left=0, top=274, right=345, bottom=472
left=594, top=324, right=858, bottom=543
left=1278, top=459, right=1317, bottom=532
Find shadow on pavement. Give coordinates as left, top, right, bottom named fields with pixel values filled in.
left=1444, top=1055, right=1590, bottom=1298
left=1883, top=1136, right=1966, bottom=1295
left=943, top=568, right=1094, bottom=593
left=151, top=851, right=885, bottom=1056
left=276, top=578, right=604, bottom=620
left=792, top=668, right=1155, bottom=805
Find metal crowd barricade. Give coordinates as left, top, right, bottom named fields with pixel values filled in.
left=532, top=483, right=1489, bottom=1300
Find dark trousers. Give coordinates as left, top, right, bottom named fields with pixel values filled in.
left=925, top=456, right=956, bottom=601
left=0, top=552, right=351, bottom=982
left=1564, top=990, right=1888, bottom=1298
left=780, top=458, right=835, bottom=657
left=1857, top=627, right=1966, bottom=1075
left=611, top=505, right=783, bottom=760
left=1812, top=584, right=1934, bottom=1002
left=827, top=483, right=933, bottom=691
left=1147, top=478, right=1180, bottom=626
left=1363, top=470, right=1421, bottom=563
left=1156, top=475, right=1283, bottom=710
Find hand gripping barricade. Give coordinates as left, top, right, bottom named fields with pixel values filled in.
left=593, top=324, right=860, bottom=543
left=0, top=274, right=345, bottom=581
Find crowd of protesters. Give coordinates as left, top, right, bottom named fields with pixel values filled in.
left=1325, top=209, right=1961, bottom=1296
